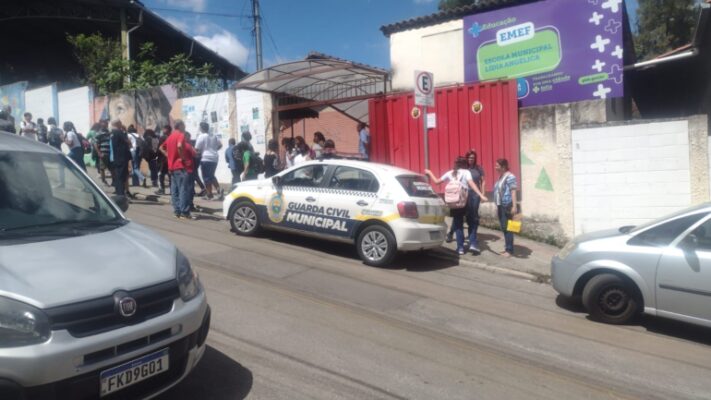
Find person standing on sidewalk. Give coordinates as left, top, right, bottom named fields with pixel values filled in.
left=195, top=122, right=224, bottom=200
left=110, top=120, right=132, bottom=198
left=143, top=129, right=160, bottom=187
left=264, top=139, right=281, bottom=178
left=155, top=125, right=172, bottom=195
left=425, top=157, right=488, bottom=255
left=63, top=121, right=86, bottom=171
left=225, top=138, right=239, bottom=184
left=94, top=127, right=112, bottom=186
left=36, top=118, right=48, bottom=143
left=357, top=122, right=370, bottom=161
left=127, top=125, right=146, bottom=188
left=160, top=120, right=193, bottom=219
left=47, top=117, right=63, bottom=150
left=493, top=159, right=518, bottom=257
left=20, top=113, right=37, bottom=141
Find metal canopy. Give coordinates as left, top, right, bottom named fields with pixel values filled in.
left=234, top=54, right=389, bottom=122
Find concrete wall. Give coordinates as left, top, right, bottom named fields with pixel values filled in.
left=389, top=20, right=464, bottom=91
left=24, top=84, right=57, bottom=122
left=572, top=120, right=693, bottom=235
left=58, top=86, right=92, bottom=135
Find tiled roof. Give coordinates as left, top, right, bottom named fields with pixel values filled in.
left=380, top=0, right=539, bottom=37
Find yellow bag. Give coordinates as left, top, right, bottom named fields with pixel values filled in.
left=507, top=216, right=522, bottom=233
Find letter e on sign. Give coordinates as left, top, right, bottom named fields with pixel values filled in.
left=414, top=70, right=435, bottom=107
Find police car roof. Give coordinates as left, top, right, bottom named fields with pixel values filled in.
left=0, top=131, right=57, bottom=154
left=307, top=159, right=422, bottom=177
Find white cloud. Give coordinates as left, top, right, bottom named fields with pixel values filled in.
left=164, top=17, right=189, bottom=33
left=413, top=0, right=436, bottom=3
left=195, top=30, right=249, bottom=67
left=160, top=0, right=206, bottom=12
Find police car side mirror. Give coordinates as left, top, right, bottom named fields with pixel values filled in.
left=272, top=176, right=282, bottom=188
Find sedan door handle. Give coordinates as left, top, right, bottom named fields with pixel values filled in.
left=356, top=200, right=369, bottom=206
left=305, top=196, right=316, bottom=202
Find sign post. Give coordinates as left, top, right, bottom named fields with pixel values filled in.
left=414, top=70, right=434, bottom=171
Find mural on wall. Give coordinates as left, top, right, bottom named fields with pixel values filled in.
left=94, top=85, right=177, bottom=132
left=464, top=0, right=624, bottom=106
left=0, top=81, right=28, bottom=128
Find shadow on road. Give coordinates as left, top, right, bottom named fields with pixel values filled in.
left=156, top=346, right=253, bottom=400
left=556, top=295, right=711, bottom=346
left=265, top=231, right=458, bottom=272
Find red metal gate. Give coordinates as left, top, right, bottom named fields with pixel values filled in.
left=369, top=81, right=519, bottom=193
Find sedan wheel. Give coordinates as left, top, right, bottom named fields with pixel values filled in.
left=357, top=225, right=396, bottom=267
left=229, top=201, right=261, bottom=236
left=582, top=273, right=639, bottom=325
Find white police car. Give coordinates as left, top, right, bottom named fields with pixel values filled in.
left=222, top=160, right=447, bottom=266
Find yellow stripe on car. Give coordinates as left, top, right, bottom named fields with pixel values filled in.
left=354, top=213, right=400, bottom=222
left=229, top=192, right=265, bottom=205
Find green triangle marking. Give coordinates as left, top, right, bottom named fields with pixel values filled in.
left=535, top=167, right=553, bottom=192
left=520, top=152, right=534, bottom=166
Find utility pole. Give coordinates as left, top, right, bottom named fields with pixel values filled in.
left=252, top=0, right=263, bottom=71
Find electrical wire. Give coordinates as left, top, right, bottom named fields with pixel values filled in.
left=150, top=7, right=249, bottom=18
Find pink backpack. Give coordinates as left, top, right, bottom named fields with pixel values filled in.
left=444, top=174, right=467, bottom=209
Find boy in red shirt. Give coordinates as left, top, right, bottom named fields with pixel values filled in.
left=160, top=120, right=194, bottom=219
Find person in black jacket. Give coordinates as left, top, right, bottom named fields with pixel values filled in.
left=110, top=119, right=133, bottom=198
left=264, top=139, right=281, bottom=178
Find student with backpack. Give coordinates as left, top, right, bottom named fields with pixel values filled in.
left=142, top=129, right=160, bottom=187
left=47, top=117, right=64, bottom=150
left=493, top=158, right=518, bottom=258
left=235, top=141, right=259, bottom=181
left=63, top=121, right=86, bottom=171
left=425, top=157, right=488, bottom=255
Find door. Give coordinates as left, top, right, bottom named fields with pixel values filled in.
left=656, top=214, right=711, bottom=322
left=267, top=164, right=328, bottom=233
left=324, top=165, right=381, bottom=239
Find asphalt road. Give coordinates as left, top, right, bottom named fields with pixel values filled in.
left=122, top=200, right=711, bottom=400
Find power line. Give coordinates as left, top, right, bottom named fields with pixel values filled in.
left=150, top=7, right=249, bottom=18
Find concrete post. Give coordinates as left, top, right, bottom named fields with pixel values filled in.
left=555, top=104, right=575, bottom=239
left=688, top=114, right=710, bottom=204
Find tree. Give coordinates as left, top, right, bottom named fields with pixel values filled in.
left=66, top=33, right=220, bottom=95
left=635, top=0, right=699, bottom=61
left=438, top=0, right=479, bottom=11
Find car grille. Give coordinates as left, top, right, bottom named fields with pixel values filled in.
left=45, top=281, right=180, bottom=338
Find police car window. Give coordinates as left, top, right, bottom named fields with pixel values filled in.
left=282, top=165, right=326, bottom=187
left=397, top=175, right=438, bottom=198
left=328, top=167, right=379, bottom=192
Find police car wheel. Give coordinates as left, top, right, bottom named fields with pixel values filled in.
left=357, top=225, right=396, bottom=267
left=229, top=201, right=261, bottom=236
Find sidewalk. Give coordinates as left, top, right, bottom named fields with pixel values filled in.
left=117, top=180, right=558, bottom=282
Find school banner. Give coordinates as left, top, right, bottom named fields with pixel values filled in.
left=463, top=0, right=624, bottom=106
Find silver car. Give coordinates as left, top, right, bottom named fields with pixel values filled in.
left=0, top=132, right=210, bottom=399
left=552, top=203, right=711, bottom=327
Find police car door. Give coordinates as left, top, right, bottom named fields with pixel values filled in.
left=323, top=166, right=381, bottom=239
left=267, top=164, right=328, bottom=233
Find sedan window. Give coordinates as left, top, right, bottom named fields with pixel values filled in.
left=281, top=165, right=326, bottom=187
left=328, top=166, right=379, bottom=192
left=683, top=218, right=711, bottom=251
left=628, top=213, right=707, bottom=247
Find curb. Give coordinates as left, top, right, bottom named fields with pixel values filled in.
left=131, top=191, right=551, bottom=282
left=429, top=249, right=547, bottom=282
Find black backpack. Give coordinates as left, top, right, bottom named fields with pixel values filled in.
left=76, top=132, right=92, bottom=155
left=48, top=128, right=63, bottom=147
left=251, top=152, right=265, bottom=175
left=232, top=145, right=245, bottom=172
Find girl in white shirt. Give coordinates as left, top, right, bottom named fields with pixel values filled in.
left=425, top=157, right=487, bottom=255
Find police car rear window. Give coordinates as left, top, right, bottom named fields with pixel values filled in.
left=397, top=175, right=438, bottom=198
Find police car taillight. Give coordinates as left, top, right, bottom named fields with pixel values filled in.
left=397, top=201, right=419, bottom=219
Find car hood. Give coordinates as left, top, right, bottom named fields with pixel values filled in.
left=234, top=178, right=270, bottom=189
left=574, top=228, right=625, bottom=243
left=0, top=222, right=177, bottom=309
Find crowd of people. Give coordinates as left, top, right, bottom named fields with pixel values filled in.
left=426, top=153, right=519, bottom=258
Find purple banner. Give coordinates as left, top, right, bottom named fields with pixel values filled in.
left=464, top=0, right=624, bottom=107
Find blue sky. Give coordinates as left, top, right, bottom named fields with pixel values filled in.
left=144, top=0, right=643, bottom=73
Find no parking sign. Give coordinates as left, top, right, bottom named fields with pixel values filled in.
left=414, top=70, right=434, bottom=107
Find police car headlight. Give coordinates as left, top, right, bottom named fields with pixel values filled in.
left=0, top=296, right=51, bottom=348
left=176, top=250, right=201, bottom=302
left=557, top=241, right=577, bottom=260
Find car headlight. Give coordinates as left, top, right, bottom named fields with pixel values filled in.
left=176, top=250, right=201, bottom=302
left=557, top=241, right=577, bottom=260
left=0, top=296, right=51, bottom=347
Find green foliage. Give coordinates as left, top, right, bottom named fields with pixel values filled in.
left=438, top=0, right=479, bottom=11
left=634, top=0, right=699, bottom=61
left=66, top=33, right=221, bottom=95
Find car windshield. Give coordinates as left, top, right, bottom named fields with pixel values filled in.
left=397, top=175, right=439, bottom=198
left=629, top=203, right=711, bottom=233
left=0, top=151, right=124, bottom=241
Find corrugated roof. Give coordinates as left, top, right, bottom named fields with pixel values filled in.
left=380, top=0, right=539, bottom=37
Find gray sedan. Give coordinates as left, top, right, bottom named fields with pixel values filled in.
left=552, top=203, right=711, bottom=326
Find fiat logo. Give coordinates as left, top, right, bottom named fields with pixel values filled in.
left=114, top=292, right=138, bottom=318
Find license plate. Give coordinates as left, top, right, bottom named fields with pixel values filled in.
left=429, top=230, right=442, bottom=240
left=100, top=348, right=169, bottom=396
